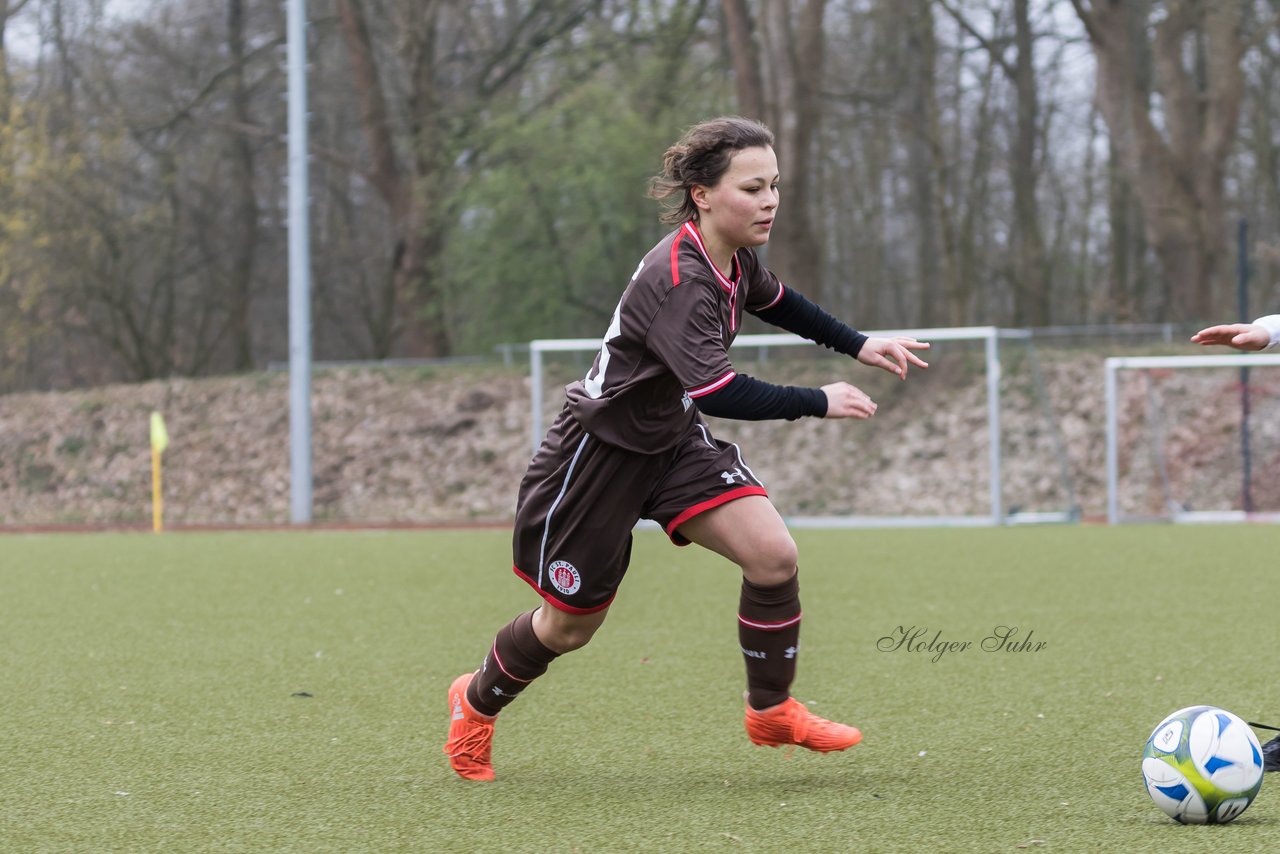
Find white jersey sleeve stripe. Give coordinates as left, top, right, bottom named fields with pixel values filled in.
left=687, top=370, right=737, bottom=398
left=760, top=282, right=785, bottom=310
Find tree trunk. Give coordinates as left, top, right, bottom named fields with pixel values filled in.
left=721, top=0, right=764, bottom=119
left=227, top=0, right=259, bottom=371
left=1010, top=0, right=1048, bottom=326
left=1073, top=0, right=1247, bottom=322
left=336, top=0, right=449, bottom=357
left=0, top=0, right=13, bottom=126
left=905, top=0, right=940, bottom=327
left=755, top=0, right=826, bottom=301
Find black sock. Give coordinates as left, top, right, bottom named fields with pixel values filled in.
left=738, top=574, right=801, bottom=711
left=467, top=610, right=559, bottom=717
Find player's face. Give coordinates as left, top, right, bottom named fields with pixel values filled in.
left=693, top=146, right=780, bottom=251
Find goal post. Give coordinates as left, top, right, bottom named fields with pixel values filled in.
left=1104, top=353, right=1280, bottom=524
left=529, top=326, right=1076, bottom=528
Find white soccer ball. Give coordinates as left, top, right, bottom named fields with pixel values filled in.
left=1141, top=705, right=1264, bottom=824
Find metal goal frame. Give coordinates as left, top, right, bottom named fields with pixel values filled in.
left=1104, top=353, right=1280, bottom=524
left=530, top=326, right=1072, bottom=528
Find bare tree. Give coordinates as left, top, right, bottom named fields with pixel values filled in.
left=1235, top=0, right=1280, bottom=310
left=1008, top=0, right=1048, bottom=326
left=1072, top=0, right=1249, bottom=321
left=720, top=0, right=827, bottom=300
left=904, top=0, right=941, bottom=326
left=8, top=0, right=285, bottom=382
left=721, top=0, right=764, bottom=119
left=335, top=0, right=604, bottom=358
left=0, top=0, right=32, bottom=123
left=226, top=0, right=259, bottom=371
left=333, top=0, right=424, bottom=357
left=0, top=0, right=37, bottom=390
left=939, top=0, right=1049, bottom=326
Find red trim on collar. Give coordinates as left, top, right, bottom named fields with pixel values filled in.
left=682, top=221, right=739, bottom=292
left=670, top=228, right=685, bottom=286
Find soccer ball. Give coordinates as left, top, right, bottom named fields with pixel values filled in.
left=1141, top=705, right=1264, bottom=824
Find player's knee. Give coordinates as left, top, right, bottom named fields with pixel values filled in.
left=534, top=607, right=606, bottom=654
left=743, top=533, right=798, bottom=586
left=547, top=623, right=597, bottom=653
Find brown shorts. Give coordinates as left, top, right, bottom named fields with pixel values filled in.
left=512, top=406, right=767, bottom=614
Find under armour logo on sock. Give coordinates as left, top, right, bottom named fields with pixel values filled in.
left=784, top=646, right=797, bottom=659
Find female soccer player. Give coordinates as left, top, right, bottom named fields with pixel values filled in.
left=444, top=116, right=930, bottom=781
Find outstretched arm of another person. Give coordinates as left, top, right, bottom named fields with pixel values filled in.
left=1191, top=315, right=1280, bottom=352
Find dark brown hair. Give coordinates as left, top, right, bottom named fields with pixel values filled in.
left=648, top=116, right=775, bottom=225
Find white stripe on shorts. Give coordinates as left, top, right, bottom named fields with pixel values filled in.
left=696, top=423, right=764, bottom=487
left=538, top=434, right=590, bottom=588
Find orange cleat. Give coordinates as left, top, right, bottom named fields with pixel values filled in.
left=443, top=672, right=496, bottom=781
left=744, top=697, right=862, bottom=753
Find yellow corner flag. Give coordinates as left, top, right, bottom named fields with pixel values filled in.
left=150, top=411, right=169, bottom=455
left=150, top=411, right=169, bottom=532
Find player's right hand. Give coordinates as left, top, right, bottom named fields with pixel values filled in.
left=820, top=382, right=877, bottom=419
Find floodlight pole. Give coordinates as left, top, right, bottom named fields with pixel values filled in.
left=288, top=0, right=313, bottom=523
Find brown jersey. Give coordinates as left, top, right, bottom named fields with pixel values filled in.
left=565, top=221, right=785, bottom=453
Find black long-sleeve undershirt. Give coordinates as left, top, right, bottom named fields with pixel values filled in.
left=696, top=286, right=865, bottom=421
left=694, top=373, right=827, bottom=421
left=750, top=286, right=867, bottom=357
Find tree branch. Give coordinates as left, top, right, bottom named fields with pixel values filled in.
left=936, top=0, right=1015, bottom=78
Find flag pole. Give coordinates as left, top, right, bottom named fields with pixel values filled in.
left=151, top=447, right=163, bottom=532
left=150, top=411, right=169, bottom=533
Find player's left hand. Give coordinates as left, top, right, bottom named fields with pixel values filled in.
left=857, top=336, right=930, bottom=380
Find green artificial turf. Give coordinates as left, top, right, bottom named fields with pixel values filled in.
left=1, top=526, right=1276, bottom=852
